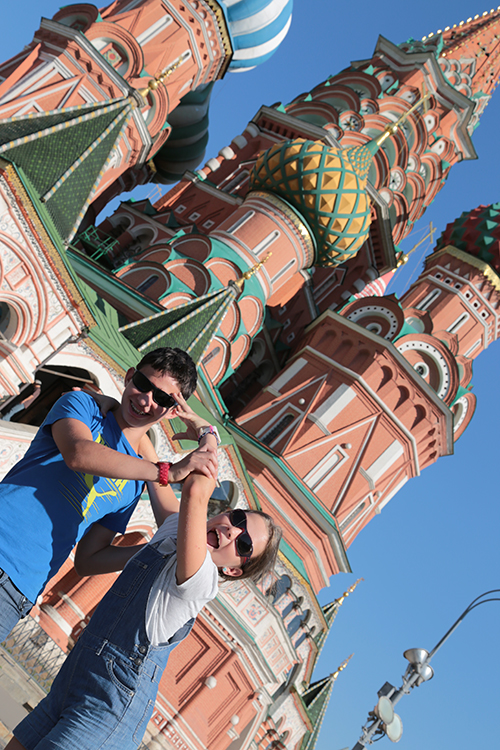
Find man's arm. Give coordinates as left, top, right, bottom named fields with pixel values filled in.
left=51, top=418, right=218, bottom=483
left=139, top=433, right=180, bottom=527
left=74, top=523, right=146, bottom=576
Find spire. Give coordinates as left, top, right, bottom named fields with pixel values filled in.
left=316, top=579, right=362, bottom=655
left=119, top=256, right=270, bottom=365
left=419, top=8, right=500, bottom=127
left=300, top=655, right=353, bottom=750
left=119, top=285, right=240, bottom=365
left=439, top=10, right=500, bottom=98
left=0, top=98, right=138, bottom=241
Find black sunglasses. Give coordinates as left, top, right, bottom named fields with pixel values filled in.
left=230, top=509, right=253, bottom=564
left=131, top=370, right=177, bottom=410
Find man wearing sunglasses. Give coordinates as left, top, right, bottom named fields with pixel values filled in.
left=0, top=347, right=220, bottom=642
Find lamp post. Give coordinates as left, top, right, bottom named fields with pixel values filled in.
left=351, top=589, right=500, bottom=748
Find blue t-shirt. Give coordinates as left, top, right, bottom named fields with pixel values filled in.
left=0, top=391, right=144, bottom=602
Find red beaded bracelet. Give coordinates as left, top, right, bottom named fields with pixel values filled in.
left=156, top=461, right=172, bottom=486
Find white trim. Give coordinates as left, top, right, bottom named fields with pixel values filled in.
left=272, top=257, right=295, bottom=284
left=227, top=210, right=255, bottom=235
left=364, top=441, right=404, bottom=485
left=447, top=311, right=470, bottom=333
left=136, top=15, right=173, bottom=46
left=416, top=288, right=441, bottom=311
left=253, top=479, right=329, bottom=584
left=308, top=384, right=356, bottom=434
left=265, top=357, right=308, bottom=396
left=378, top=475, right=408, bottom=510
left=304, top=444, right=348, bottom=491
left=254, top=230, right=280, bottom=257
left=465, top=338, right=481, bottom=357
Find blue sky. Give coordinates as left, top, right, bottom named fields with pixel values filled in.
left=5, top=2, right=500, bottom=749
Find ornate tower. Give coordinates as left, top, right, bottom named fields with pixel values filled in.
left=84, top=8, right=500, bottom=401
left=0, top=0, right=293, bottom=238
left=0, top=0, right=293, bottom=399
left=2, top=7, right=500, bottom=750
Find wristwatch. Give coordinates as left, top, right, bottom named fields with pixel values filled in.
left=197, top=425, right=221, bottom=446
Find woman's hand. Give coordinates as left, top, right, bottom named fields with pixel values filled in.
left=171, top=392, right=212, bottom=442
left=169, top=444, right=218, bottom=482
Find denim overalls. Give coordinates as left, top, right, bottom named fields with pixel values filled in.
left=15, top=540, right=194, bottom=750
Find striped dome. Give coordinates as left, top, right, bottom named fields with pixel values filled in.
left=218, top=0, right=293, bottom=72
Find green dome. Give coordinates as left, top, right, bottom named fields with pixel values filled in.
left=249, top=138, right=373, bottom=266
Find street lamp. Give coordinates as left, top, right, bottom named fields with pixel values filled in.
left=352, top=589, right=500, bottom=748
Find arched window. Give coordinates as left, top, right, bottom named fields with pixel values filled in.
left=0, top=301, right=17, bottom=341
left=416, top=288, right=441, bottom=311
left=261, top=414, right=295, bottom=446
left=287, top=609, right=310, bottom=637
left=137, top=275, right=159, bottom=294
left=272, top=575, right=291, bottom=604
left=447, top=312, right=469, bottom=334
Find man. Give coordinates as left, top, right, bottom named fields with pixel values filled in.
left=0, top=347, right=218, bottom=642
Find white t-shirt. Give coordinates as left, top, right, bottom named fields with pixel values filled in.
left=145, top=514, right=219, bottom=646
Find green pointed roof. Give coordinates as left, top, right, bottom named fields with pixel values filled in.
left=119, top=284, right=240, bottom=364
left=299, top=654, right=353, bottom=750
left=79, top=281, right=141, bottom=373
left=0, top=99, right=133, bottom=241
left=299, top=675, right=336, bottom=750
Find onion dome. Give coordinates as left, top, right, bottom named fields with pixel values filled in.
left=249, top=138, right=374, bottom=266
left=434, top=203, right=500, bottom=275
left=217, top=0, right=293, bottom=72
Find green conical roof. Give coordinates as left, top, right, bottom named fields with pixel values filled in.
left=0, top=99, right=133, bottom=241
left=299, top=674, right=336, bottom=750
left=119, top=284, right=240, bottom=364
left=299, top=654, right=353, bottom=750
left=80, top=282, right=140, bottom=373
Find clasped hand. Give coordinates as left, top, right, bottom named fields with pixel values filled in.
left=169, top=392, right=218, bottom=481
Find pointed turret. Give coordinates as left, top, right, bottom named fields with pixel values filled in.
left=119, top=257, right=271, bottom=364
left=419, top=8, right=500, bottom=130
left=299, top=655, right=353, bottom=750
left=0, top=98, right=139, bottom=241
left=315, top=580, right=362, bottom=656
left=119, top=285, right=240, bottom=365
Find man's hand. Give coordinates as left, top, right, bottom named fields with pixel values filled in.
left=71, top=387, right=120, bottom=417
left=171, top=393, right=212, bottom=442
left=169, top=444, right=218, bottom=483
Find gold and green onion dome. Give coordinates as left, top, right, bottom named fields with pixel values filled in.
left=249, top=138, right=374, bottom=266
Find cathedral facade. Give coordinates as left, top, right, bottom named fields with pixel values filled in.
left=1, top=3, right=499, bottom=750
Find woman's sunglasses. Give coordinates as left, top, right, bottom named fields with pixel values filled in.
left=230, top=509, right=253, bottom=564
left=131, top=370, right=178, bottom=410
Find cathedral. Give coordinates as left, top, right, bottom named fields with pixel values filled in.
left=0, top=2, right=499, bottom=749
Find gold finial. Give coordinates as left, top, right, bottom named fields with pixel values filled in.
left=234, top=253, right=272, bottom=289
left=375, top=91, right=432, bottom=146
left=335, top=577, right=363, bottom=606
left=331, top=653, right=354, bottom=681
left=136, top=56, right=184, bottom=101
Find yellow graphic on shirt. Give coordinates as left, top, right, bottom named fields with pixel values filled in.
left=61, top=433, right=131, bottom=521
